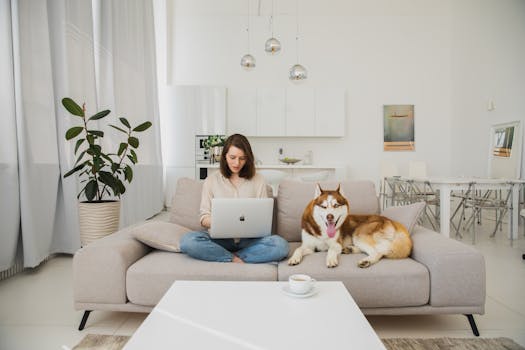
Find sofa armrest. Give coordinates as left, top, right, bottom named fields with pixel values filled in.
left=410, top=225, right=485, bottom=310
left=73, top=226, right=151, bottom=306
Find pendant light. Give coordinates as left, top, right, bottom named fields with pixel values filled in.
left=289, top=0, right=307, bottom=81
left=240, top=0, right=256, bottom=69
left=264, top=0, right=281, bottom=55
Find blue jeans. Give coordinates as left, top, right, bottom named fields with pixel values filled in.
left=180, top=231, right=289, bottom=263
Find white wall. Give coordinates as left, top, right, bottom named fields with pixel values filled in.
left=164, top=0, right=525, bottom=184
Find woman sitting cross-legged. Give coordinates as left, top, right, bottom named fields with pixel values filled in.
left=180, top=134, right=289, bottom=263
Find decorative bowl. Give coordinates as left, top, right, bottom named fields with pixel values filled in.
left=279, top=157, right=302, bottom=165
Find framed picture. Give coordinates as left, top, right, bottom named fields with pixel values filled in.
left=492, top=124, right=514, bottom=157
left=488, top=120, right=522, bottom=178
left=383, top=105, right=415, bottom=151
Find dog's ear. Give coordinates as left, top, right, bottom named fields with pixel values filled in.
left=315, top=183, right=323, bottom=197
left=337, top=183, right=346, bottom=199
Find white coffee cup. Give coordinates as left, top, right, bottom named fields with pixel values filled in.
left=288, top=274, right=316, bottom=294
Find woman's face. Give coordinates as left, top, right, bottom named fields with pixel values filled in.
left=225, top=145, right=247, bottom=175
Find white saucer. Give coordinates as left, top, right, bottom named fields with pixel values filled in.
left=281, top=285, right=318, bottom=298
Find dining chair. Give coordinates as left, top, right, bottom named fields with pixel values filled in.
left=452, top=183, right=511, bottom=244
left=405, top=161, right=440, bottom=229
left=379, top=161, right=400, bottom=209
left=521, top=209, right=525, bottom=259
left=407, top=180, right=440, bottom=230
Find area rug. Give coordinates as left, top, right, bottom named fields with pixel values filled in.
left=382, top=337, right=525, bottom=350
left=73, top=334, right=525, bottom=350
left=72, top=334, right=130, bottom=350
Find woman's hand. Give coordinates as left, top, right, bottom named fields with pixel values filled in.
left=201, top=217, right=211, bottom=229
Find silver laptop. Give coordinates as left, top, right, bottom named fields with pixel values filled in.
left=209, top=198, right=274, bottom=239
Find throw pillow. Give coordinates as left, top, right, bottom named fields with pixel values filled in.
left=381, top=201, right=426, bottom=235
left=169, top=177, right=204, bottom=231
left=132, top=221, right=191, bottom=253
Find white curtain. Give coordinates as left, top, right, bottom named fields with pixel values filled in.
left=0, top=0, right=163, bottom=271
left=92, top=0, right=164, bottom=225
left=0, top=0, right=20, bottom=271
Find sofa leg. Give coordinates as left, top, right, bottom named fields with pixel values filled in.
left=465, top=314, right=480, bottom=336
left=78, top=310, right=92, bottom=331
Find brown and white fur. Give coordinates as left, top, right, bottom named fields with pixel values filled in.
left=288, top=184, right=412, bottom=268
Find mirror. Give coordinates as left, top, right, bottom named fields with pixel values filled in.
left=489, top=121, right=522, bottom=179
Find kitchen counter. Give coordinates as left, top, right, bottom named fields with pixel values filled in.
left=196, top=163, right=342, bottom=169
left=195, top=162, right=347, bottom=180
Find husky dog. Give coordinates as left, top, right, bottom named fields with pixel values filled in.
left=288, top=184, right=412, bottom=268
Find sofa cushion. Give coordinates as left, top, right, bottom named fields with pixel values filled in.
left=276, top=180, right=379, bottom=242
left=381, top=201, right=426, bottom=234
left=169, top=177, right=204, bottom=231
left=278, top=253, right=429, bottom=308
left=127, top=251, right=277, bottom=306
left=132, top=221, right=191, bottom=253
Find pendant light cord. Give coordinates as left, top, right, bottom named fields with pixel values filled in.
left=295, top=0, right=299, bottom=62
left=247, top=0, right=251, bottom=52
left=271, top=0, right=274, bottom=37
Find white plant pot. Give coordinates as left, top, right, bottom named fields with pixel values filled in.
left=78, top=201, right=120, bottom=246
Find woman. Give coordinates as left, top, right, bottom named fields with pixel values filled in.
left=180, top=134, right=289, bottom=263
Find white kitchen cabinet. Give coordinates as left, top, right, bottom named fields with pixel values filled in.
left=257, top=88, right=286, bottom=136
left=226, top=87, right=345, bottom=137
left=286, top=88, right=315, bottom=136
left=315, top=88, right=345, bottom=137
left=227, top=87, right=257, bottom=136
left=196, top=87, right=226, bottom=135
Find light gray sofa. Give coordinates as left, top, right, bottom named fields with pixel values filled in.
left=73, top=178, right=485, bottom=335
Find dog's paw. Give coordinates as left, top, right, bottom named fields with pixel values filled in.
left=288, top=253, right=302, bottom=266
left=342, top=247, right=351, bottom=254
left=358, top=259, right=371, bottom=268
left=326, top=256, right=339, bottom=268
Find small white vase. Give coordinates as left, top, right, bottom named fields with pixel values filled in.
left=78, top=201, right=120, bottom=246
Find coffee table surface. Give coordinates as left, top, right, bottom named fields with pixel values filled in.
left=125, top=281, right=386, bottom=350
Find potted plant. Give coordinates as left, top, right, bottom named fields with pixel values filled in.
left=62, top=97, right=152, bottom=246
left=203, top=134, right=225, bottom=163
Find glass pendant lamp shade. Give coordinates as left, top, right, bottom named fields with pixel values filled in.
left=240, top=54, right=256, bottom=69
left=265, top=37, right=281, bottom=54
left=289, top=64, right=307, bottom=81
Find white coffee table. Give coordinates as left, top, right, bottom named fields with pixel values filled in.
left=124, top=281, right=386, bottom=350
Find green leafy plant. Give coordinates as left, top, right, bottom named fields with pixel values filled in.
left=62, top=97, right=152, bottom=202
left=202, top=134, right=225, bottom=150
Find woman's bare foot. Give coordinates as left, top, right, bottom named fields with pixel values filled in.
left=232, top=255, right=245, bottom=263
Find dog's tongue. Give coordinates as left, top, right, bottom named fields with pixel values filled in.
left=327, top=222, right=336, bottom=238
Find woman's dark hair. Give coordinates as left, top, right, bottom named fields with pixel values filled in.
left=220, top=134, right=256, bottom=179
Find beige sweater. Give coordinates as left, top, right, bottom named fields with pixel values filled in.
left=199, top=170, right=268, bottom=226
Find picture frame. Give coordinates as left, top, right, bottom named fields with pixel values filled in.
left=383, top=105, right=415, bottom=151
left=488, top=120, right=522, bottom=178
left=492, top=124, right=514, bottom=158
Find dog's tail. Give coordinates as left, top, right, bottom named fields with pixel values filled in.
left=385, top=222, right=412, bottom=259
